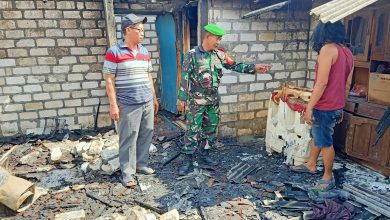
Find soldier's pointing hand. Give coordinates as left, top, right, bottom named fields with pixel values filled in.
left=255, top=64, right=272, bottom=73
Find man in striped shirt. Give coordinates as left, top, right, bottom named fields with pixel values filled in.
left=103, top=14, right=158, bottom=187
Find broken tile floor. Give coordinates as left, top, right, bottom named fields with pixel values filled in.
left=0, top=113, right=389, bottom=220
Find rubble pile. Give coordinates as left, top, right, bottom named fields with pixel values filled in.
left=202, top=198, right=260, bottom=219
left=37, top=130, right=160, bottom=176
left=36, top=131, right=121, bottom=175
left=1, top=114, right=390, bottom=219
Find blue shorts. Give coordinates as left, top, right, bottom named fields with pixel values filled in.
left=310, top=109, right=343, bottom=147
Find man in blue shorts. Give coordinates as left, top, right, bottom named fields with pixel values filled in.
left=290, top=22, right=353, bottom=191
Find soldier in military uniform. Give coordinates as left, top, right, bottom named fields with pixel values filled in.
left=177, top=24, right=271, bottom=175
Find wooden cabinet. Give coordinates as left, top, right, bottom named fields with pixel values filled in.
left=341, top=5, right=390, bottom=175
left=335, top=99, right=390, bottom=174
left=371, top=8, right=390, bottom=61
left=356, top=101, right=388, bottom=120
left=346, top=114, right=390, bottom=171
left=345, top=6, right=390, bottom=62
left=345, top=11, right=373, bottom=61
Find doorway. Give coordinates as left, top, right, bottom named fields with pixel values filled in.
left=156, top=14, right=178, bottom=113
left=156, top=3, right=200, bottom=114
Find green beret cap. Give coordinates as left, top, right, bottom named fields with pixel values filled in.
left=204, top=24, right=226, bottom=36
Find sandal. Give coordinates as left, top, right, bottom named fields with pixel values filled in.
left=120, top=175, right=137, bottom=188
left=290, top=164, right=317, bottom=174
left=136, top=166, right=155, bottom=175
left=313, top=179, right=335, bottom=192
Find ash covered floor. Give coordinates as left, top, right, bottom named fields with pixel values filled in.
left=0, top=113, right=389, bottom=220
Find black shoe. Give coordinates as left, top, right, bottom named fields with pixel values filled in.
left=199, top=150, right=218, bottom=166
left=178, top=154, right=194, bottom=176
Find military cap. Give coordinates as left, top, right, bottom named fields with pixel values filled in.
left=204, top=24, right=226, bottom=36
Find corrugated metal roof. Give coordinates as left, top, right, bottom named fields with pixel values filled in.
left=310, top=0, right=379, bottom=23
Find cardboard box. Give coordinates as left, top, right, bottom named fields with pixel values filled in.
left=368, top=73, right=390, bottom=105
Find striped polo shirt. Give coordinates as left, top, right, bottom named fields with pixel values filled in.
left=103, top=40, right=153, bottom=105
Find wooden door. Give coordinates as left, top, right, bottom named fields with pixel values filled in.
left=345, top=11, right=373, bottom=62
left=346, top=115, right=390, bottom=169
left=371, top=8, right=389, bottom=61
left=156, top=14, right=178, bottom=113
left=346, top=116, right=371, bottom=159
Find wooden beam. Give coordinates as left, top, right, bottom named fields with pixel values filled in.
left=114, top=9, right=164, bottom=15
left=0, top=145, right=20, bottom=169
left=343, top=184, right=390, bottom=218
left=175, top=13, right=182, bottom=95
left=103, top=0, right=117, bottom=47
left=183, top=17, right=190, bottom=53
left=197, top=0, right=209, bottom=45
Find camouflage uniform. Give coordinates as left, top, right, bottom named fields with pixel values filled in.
left=178, top=46, right=256, bottom=154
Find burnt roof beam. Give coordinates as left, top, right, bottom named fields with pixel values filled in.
left=103, top=0, right=117, bottom=46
